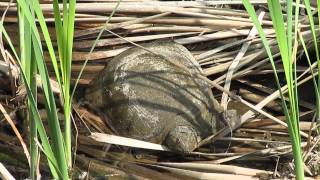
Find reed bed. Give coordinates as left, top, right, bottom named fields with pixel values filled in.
left=0, top=1, right=319, bottom=179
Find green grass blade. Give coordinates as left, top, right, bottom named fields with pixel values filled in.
left=6, top=1, right=71, bottom=178
left=16, top=0, right=62, bottom=88
left=65, top=0, right=77, bottom=166
left=294, top=0, right=302, bottom=146
left=18, top=4, right=39, bottom=178
left=304, top=0, right=320, bottom=128
left=241, top=1, right=287, bottom=101
left=71, top=0, right=122, bottom=101
left=52, top=0, right=65, bottom=88
left=49, top=0, right=77, bottom=168
left=267, top=1, right=303, bottom=179
left=0, top=24, right=61, bottom=179
left=242, top=1, right=304, bottom=179
left=287, top=0, right=293, bottom=64
left=31, top=31, right=69, bottom=179
left=298, top=30, right=320, bottom=101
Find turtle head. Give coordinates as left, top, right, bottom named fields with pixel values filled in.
left=165, top=125, right=200, bottom=153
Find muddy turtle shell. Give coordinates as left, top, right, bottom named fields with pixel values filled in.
left=85, top=41, right=223, bottom=152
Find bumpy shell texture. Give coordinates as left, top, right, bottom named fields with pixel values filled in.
left=85, top=41, right=223, bottom=152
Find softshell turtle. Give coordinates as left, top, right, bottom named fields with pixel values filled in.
left=85, top=41, right=234, bottom=152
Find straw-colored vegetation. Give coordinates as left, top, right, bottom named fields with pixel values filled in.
left=0, top=0, right=319, bottom=179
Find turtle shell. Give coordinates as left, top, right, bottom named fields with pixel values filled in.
left=85, top=41, right=223, bottom=152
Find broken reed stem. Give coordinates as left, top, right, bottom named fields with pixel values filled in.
left=0, top=163, right=15, bottom=180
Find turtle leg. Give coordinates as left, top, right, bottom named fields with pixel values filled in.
left=165, top=125, right=200, bottom=153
